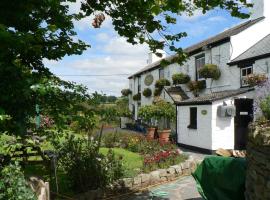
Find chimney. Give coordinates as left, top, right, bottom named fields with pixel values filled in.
left=250, top=0, right=270, bottom=20
left=147, top=50, right=166, bottom=64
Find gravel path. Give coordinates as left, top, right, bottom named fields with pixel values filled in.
left=122, top=176, right=203, bottom=200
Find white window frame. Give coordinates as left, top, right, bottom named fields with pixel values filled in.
left=159, top=68, right=165, bottom=79
left=241, top=66, right=253, bottom=87
left=195, top=54, right=205, bottom=80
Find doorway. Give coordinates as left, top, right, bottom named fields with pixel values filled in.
left=234, top=98, right=253, bottom=150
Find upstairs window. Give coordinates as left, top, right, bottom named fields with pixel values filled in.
left=138, top=76, right=141, bottom=93
left=241, top=66, right=253, bottom=87
left=159, top=68, right=165, bottom=79
left=195, top=54, right=205, bottom=80
left=188, top=107, right=197, bottom=129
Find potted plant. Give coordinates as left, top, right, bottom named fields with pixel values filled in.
left=246, top=73, right=268, bottom=87
left=187, top=80, right=206, bottom=96
left=121, top=88, right=132, bottom=96
left=142, top=88, right=152, bottom=98
left=138, top=105, right=156, bottom=140
left=155, top=78, right=171, bottom=89
left=133, top=93, right=141, bottom=101
left=172, top=73, right=191, bottom=85
left=153, top=100, right=176, bottom=143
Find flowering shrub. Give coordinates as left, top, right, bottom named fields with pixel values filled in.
left=172, top=73, right=190, bottom=85
left=143, top=149, right=186, bottom=172
left=245, top=73, right=267, bottom=87
left=254, top=80, right=270, bottom=119
left=40, top=115, right=54, bottom=128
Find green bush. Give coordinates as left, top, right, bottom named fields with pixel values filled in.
left=142, top=88, right=152, bottom=97
left=155, top=78, right=171, bottom=89
left=172, top=73, right=190, bottom=85
left=260, top=96, right=270, bottom=120
left=0, top=162, right=37, bottom=200
left=198, top=64, right=221, bottom=80
left=121, top=89, right=132, bottom=96
left=55, top=134, right=124, bottom=193
left=133, top=93, right=141, bottom=101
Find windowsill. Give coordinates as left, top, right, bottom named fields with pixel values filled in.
left=187, top=125, right=197, bottom=129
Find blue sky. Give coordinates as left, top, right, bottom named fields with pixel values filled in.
left=45, top=1, right=247, bottom=96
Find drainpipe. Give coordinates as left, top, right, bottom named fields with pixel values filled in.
left=175, top=105, right=178, bottom=145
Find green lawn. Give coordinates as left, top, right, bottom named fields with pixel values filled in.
left=100, top=147, right=143, bottom=177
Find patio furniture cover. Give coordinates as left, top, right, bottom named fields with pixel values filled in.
left=192, top=156, right=246, bottom=200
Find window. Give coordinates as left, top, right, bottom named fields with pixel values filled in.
left=138, top=76, right=141, bottom=93
left=241, top=66, right=253, bottom=87
left=188, top=107, right=197, bottom=129
left=159, top=68, right=165, bottom=79
left=195, top=54, right=205, bottom=80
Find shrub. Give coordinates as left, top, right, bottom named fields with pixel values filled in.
left=142, top=88, right=152, bottom=97
left=187, top=80, right=206, bottom=93
left=138, top=105, right=155, bottom=125
left=55, top=135, right=124, bottom=193
left=172, top=73, right=190, bottom=85
left=245, top=73, right=268, bottom=87
left=133, top=93, right=141, bottom=101
left=155, top=78, right=171, bottom=89
left=121, top=89, right=132, bottom=96
left=198, top=64, right=221, bottom=80
left=260, top=96, right=270, bottom=120
left=0, top=162, right=37, bottom=200
left=154, top=88, right=162, bottom=96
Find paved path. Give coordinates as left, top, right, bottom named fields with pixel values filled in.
left=123, top=176, right=203, bottom=200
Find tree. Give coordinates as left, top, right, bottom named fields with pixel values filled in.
left=0, top=0, right=252, bottom=135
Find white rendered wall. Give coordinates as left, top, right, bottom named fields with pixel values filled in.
left=177, top=105, right=213, bottom=150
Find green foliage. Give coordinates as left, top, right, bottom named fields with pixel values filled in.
left=245, top=73, right=268, bottom=87
left=115, top=97, right=132, bottom=118
left=172, top=73, right=191, bottom=85
left=55, top=134, right=124, bottom=192
left=260, top=96, right=270, bottom=120
left=0, top=162, right=37, bottom=200
left=198, top=64, right=221, bottom=80
left=121, top=89, right=132, bottom=96
left=142, top=88, right=152, bottom=97
left=154, top=88, right=162, bottom=96
left=133, top=93, right=141, bottom=101
left=138, top=105, right=155, bottom=125
left=187, top=80, right=206, bottom=94
left=155, top=78, right=171, bottom=89
left=153, top=100, right=176, bottom=121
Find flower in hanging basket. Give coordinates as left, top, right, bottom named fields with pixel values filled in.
left=121, top=88, right=132, bottom=96
left=245, top=73, right=268, bottom=87
left=154, top=88, right=162, bottom=96
left=155, top=78, right=171, bottom=89
left=143, top=88, right=152, bottom=97
left=133, top=93, right=141, bottom=101
left=172, top=73, right=190, bottom=85
left=198, top=64, right=221, bottom=80
left=187, top=80, right=206, bottom=92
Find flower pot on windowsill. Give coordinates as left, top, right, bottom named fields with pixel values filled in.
left=146, top=127, right=156, bottom=140
left=158, top=129, right=171, bottom=143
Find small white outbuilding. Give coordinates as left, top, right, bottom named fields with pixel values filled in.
left=176, top=88, right=254, bottom=153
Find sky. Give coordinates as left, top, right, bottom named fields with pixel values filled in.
left=45, top=1, right=248, bottom=96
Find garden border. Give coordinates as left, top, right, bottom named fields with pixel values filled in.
left=76, top=155, right=201, bottom=200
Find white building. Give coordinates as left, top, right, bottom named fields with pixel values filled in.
left=127, top=0, right=270, bottom=153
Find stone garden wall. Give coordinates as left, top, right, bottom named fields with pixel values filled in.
left=246, top=126, right=270, bottom=200
left=76, top=156, right=200, bottom=200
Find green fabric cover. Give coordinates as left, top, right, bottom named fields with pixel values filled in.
left=192, top=156, right=246, bottom=200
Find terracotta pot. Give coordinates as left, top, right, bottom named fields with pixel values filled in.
left=158, top=129, right=171, bottom=143
left=146, top=127, right=156, bottom=140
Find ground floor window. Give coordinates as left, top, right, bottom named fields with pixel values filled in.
left=188, top=107, right=197, bottom=129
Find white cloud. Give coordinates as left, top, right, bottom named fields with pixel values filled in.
left=207, top=16, right=227, bottom=22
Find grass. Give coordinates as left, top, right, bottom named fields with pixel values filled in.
left=100, top=147, right=143, bottom=177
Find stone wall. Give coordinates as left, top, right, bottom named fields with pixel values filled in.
left=246, top=126, right=270, bottom=200
left=76, top=156, right=200, bottom=200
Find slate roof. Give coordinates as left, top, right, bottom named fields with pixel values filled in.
left=228, top=34, right=270, bottom=65
left=175, top=88, right=254, bottom=106
left=164, top=86, right=189, bottom=102
left=129, top=17, right=264, bottom=79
